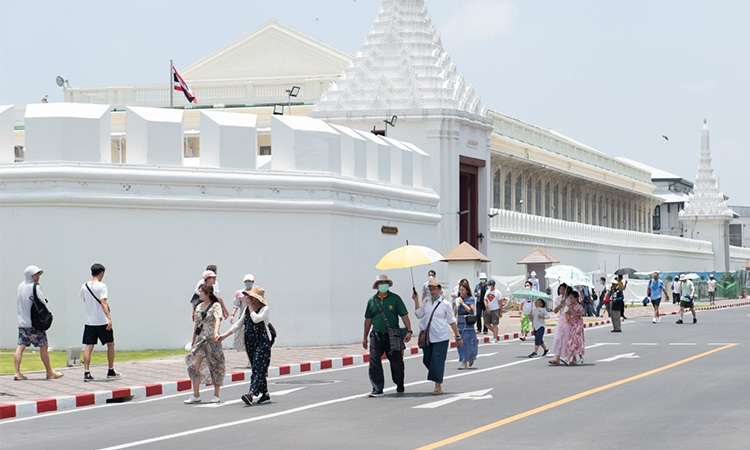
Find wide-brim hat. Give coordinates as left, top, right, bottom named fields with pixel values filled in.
left=372, top=274, right=393, bottom=289
left=244, top=286, right=267, bottom=305
left=679, top=274, right=687, bottom=281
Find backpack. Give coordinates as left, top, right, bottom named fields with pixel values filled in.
left=268, top=323, right=277, bottom=346
left=30, top=282, right=53, bottom=331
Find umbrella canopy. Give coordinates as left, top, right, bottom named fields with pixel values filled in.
left=545, top=264, right=593, bottom=287
left=684, top=273, right=701, bottom=280
left=375, top=245, right=444, bottom=270
left=512, top=289, right=550, bottom=300
left=614, top=267, right=637, bottom=276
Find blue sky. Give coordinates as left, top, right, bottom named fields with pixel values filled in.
left=1, top=0, right=747, bottom=204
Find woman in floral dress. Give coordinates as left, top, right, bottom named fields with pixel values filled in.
left=184, top=284, right=225, bottom=404
left=567, top=290, right=586, bottom=365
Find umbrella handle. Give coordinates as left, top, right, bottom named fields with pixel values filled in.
left=410, top=266, right=417, bottom=296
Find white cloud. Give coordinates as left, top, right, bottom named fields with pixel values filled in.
left=440, top=0, right=518, bottom=44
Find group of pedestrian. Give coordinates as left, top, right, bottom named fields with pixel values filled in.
left=547, top=284, right=586, bottom=366
left=14, top=263, right=122, bottom=383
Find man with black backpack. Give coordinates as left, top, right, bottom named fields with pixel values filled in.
left=14, top=265, right=64, bottom=381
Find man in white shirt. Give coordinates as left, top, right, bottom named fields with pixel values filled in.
left=421, top=270, right=437, bottom=301
left=14, top=265, right=64, bottom=381
left=671, top=275, right=681, bottom=304
left=707, top=274, right=717, bottom=305
left=81, top=263, right=120, bottom=381
left=484, top=280, right=503, bottom=343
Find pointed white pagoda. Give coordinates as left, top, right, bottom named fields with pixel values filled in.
left=311, top=0, right=493, bottom=256
left=680, top=120, right=734, bottom=271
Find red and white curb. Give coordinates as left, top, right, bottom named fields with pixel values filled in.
left=2, top=301, right=746, bottom=420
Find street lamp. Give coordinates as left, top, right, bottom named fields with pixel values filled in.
left=273, top=104, right=284, bottom=115
left=286, top=85, right=300, bottom=115
left=383, top=115, right=397, bottom=137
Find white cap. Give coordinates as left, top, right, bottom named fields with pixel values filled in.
left=243, top=273, right=255, bottom=282
left=479, top=273, right=487, bottom=279
left=202, top=270, right=217, bottom=280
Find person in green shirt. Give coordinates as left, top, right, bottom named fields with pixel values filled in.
left=363, top=274, right=413, bottom=397
left=676, top=274, right=697, bottom=324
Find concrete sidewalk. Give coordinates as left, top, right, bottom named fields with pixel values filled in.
left=2, top=297, right=747, bottom=419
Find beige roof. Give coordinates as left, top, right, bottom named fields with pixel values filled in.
left=443, top=242, right=491, bottom=262
left=517, top=247, right=560, bottom=265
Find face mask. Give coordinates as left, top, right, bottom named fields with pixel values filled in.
left=244, top=281, right=254, bottom=289
left=480, top=280, right=487, bottom=284
left=431, top=294, right=441, bottom=300
left=378, top=284, right=389, bottom=294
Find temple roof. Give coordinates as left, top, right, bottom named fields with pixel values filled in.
left=516, top=247, right=560, bottom=265
left=443, top=242, right=491, bottom=262
left=312, top=0, right=487, bottom=121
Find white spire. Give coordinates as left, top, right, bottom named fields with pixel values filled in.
left=681, top=120, right=734, bottom=219
left=312, top=0, right=487, bottom=120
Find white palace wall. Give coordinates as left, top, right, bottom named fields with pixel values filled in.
left=0, top=104, right=440, bottom=349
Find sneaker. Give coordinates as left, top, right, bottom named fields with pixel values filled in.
left=676, top=319, right=683, bottom=324
left=542, top=349, right=549, bottom=356
left=83, top=372, right=94, bottom=382
left=489, top=338, right=496, bottom=344
left=209, top=396, right=221, bottom=404
left=458, top=362, right=468, bottom=370
left=396, top=385, right=405, bottom=394
left=183, top=396, right=201, bottom=404
left=528, top=352, right=538, bottom=358
left=560, top=358, right=569, bottom=366
left=579, top=357, right=585, bottom=365
left=657, top=317, right=662, bottom=323
left=257, top=392, right=271, bottom=404
left=693, top=318, right=697, bottom=324
left=519, top=336, right=526, bottom=341
left=652, top=317, right=657, bottom=323
left=106, top=369, right=122, bottom=379
left=368, top=390, right=384, bottom=398
left=241, top=393, right=253, bottom=406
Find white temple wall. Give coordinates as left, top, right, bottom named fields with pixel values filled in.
left=0, top=105, right=14, bottom=162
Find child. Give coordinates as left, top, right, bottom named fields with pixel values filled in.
left=528, top=298, right=549, bottom=358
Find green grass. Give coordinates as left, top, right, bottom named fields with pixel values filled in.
left=0, top=349, right=187, bottom=375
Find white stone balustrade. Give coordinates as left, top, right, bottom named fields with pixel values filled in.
left=24, top=103, right=111, bottom=163
left=0, top=105, right=14, bottom=162
left=126, top=106, right=184, bottom=166
left=199, top=111, right=257, bottom=169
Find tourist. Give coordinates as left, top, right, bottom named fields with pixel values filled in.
left=609, top=280, right=625, bottom=332
left=362, top=274, right=412, bottom=397
left=647, top=272, right=665, bottom=323
left=229, top=273, right=255, bottom=367
left=473, top=273, right=489, bottom=334
left=528, top=271, right=540, bottom=291
left=193, top=267, right=229, bottom=320
left=676, top=274, right=697, bottom=324
left=484, top=279, right=503, bottom=343
left=548, top=283, right=571, bottom=365
left=707, top=274, right=717, bottom=305
left=616, top=274, right=628, bottom=320
left=596, top=276, right=608, bottom=317
left=455, top=281, right=478, bottom=370
left=519, top=281, right=534, bottom=341
left=81, top=263, right=121, bottom=382
left=219, top=286, right=274, bottom=405
left=14, top=265, right=64, bottom=381
left=528, top=298, right=549, bottom=358
left=567, top=290, right=585, bottom=365
left=581, top=284, right=596, bottom=317
left=422, top=269, right=437, bottom=301
left=184, top=284, right=225, bottom=404
left=671, top=275, right=681, bottom=304
left=413, top=279, right=462, bottom=395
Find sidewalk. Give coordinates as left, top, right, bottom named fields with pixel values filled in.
left=2, top=297, right=747, bottom=419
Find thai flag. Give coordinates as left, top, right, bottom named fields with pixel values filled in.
left=172, top=65, right=197, bottom=104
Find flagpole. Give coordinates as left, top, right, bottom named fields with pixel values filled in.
left=169, top=59, right=174, bottom=109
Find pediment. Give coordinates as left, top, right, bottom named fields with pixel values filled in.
left=182, top=20, right=352, bottom=81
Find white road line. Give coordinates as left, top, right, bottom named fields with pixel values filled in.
left=669, top=343, right=697, bottom=346
left=0, top=403, right=121, bottom=424
left=596, top=353, right=640, bottom=362
left=632, top=343, right=658, bottom=346
left=195, top=387, right=305, bottom=408
left=707, top=343, right=734, bottom=346
left=413, top=389, right=493, bottom=409
left=585, top=343, right=620, bottom=349
left=449, top=353, right=497, bottom=362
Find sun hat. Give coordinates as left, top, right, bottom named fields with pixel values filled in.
left=202, top=270, right=217, bottom=280
left=372, top=274, right=394, bottom=289
left=479, top=272, right=487, bottom=279
left=244, top=286, right=267, bottom=305
left=427, top=279, right=441, bottom=288
left=679, top=274, right=687, bottom=281
left=243, top=273, right=255, bottom=282
left=24, top=265, right=43, bottom=277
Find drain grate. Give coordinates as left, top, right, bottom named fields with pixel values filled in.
left=272, top=379, right=338, bottom=386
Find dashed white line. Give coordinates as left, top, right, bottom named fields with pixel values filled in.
left=632, top=343, right=658, bottom=346
left=668, top=343, right=697, bottom=346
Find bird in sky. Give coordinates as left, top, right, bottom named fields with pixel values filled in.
left=661, top=135, right=669, bottom=141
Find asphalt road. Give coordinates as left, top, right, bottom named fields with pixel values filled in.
left=2, top=306, right=748, bottom=450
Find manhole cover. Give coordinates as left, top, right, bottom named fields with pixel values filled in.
left=273, top=380, right=338, bottom=386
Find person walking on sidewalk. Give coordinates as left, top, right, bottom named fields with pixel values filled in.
left=676, top=274, right=697, bottom=324
left=220, top=286, right=273, bottom=406
left=14, top=265, right=63, bottom=381
left=596, top=276, right=609, bottom=317
left=549, top=283, right=572, bottom=365
left=473, top=274, right=489, bottom=334
left=484, top=279, right=503, bottom=343
left=647, top=272, right=665, bottom=323
left=363, top=275, right=413, bottom=397
left=609, top=280, right=625, bottom=332
left=707, top=274, right=717, bottom=306
left=422, top=270, right=437, bottom=301
left=519, top=281, right=534, bottom=341
left=413, top=279, right=462, bottom=395
left=528, top=298, right=549, bottom=358
left=455, top=281, right=478, bottom=370
left=229, top=273, right=255, bottom=367
left=671, top=275, right=681, bottom=304
left=184, top=284, right=225, bottom=404
left=81, top=263, right=121, bottom=382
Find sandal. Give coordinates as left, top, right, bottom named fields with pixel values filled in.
left=548, top=360, right=560, bottom=366
left=14, top=374, right=28, bottom=381
left=432, top=388, right=443, bottom=395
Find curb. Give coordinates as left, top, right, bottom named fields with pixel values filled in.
left=2, top=301, right=747, bottom=420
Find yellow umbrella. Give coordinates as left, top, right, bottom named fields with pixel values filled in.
left=375, top=243, right=444, bottom=294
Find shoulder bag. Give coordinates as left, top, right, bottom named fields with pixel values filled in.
left=30, top=282, right=53, bottom=331
left=86, top=282, right=111, bottom=312
left=418, top=300, right=441, bottom=349
left=374, top=296, right=405, bottom=354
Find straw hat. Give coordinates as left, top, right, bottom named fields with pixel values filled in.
left=372, top=274, right=394, bottom=289
left=244, top=286, right=267, bottom=305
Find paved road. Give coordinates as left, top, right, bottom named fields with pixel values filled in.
left=2, top=306, right=747, bottom=450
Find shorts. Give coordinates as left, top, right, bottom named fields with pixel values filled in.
left=679, top=299, right=694, bottom=309
left=708, top=291, right=716, bottom=299
left=83, top=324, right=114, bottom=345
left=484, top=310, right=500, bottom=325
left=650, top=298, right=661, bottom=307
left=534, top=326, right=545, bottom=346
left=18, top=327, right=48, bottom=347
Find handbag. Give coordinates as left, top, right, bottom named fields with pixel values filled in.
left=374, top=296, right=404, bottom=354
left=30, top=282, right=53, bottom=331
left=418, top=301, right=441, bottom=349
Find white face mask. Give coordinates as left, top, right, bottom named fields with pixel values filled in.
left=244, top=281, right=254, bottom=289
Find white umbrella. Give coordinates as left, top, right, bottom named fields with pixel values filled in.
left=545, top=264, right=594, bottom=287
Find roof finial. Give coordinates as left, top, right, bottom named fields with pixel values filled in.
left=703, top=118, right=707, bottom=125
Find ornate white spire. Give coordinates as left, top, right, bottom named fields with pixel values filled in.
left=681, top=120, right=734, bottom=219
left=312, top=0, right=487, bottom=120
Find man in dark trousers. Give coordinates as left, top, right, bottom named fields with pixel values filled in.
left=474, top=273, right=489, bottom=334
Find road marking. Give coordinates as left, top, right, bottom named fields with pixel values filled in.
left=413, top=389, right=493, bottom=409
left=585, top=343, right=620, bottom=349
left=412, top=343, right=738, bottom=450
left=596, top=353, right=640, bottom=362
left=669, top=343, right=697, bottom=346
left=708, top=343, right=734, bottom=346
left=194, top=387, right=305, bottom=408
left=632, top=343, right=658, bottom=346
left=449, top=353, right=497, bottom=362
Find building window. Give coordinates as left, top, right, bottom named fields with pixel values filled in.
left=729, top=223, right=741, bottom=246
left=653, top=205, right=661, bottom=231
left=504, top=170, right=512, bottom=210
left=259, top=146, right=271, bottom=156
left=553, top=183, right=559, bottom=219
left=525, top=176, right=532, bottom=214
left=492, top=169, right=501, bottom=209
left=535, top=179, right=542, bottom=216
left=111, top=135, right=126, bottom=163
left=561, top=185, right=568, bottom=221
left=184, top=135, right=200, bottom=158
left=584, top=193, right=589, bottom=224
left=14, top=146, right=24, bottom=162
left=515, top=175, right=523, bottom=212
left=544, top=182, right=550, bottom=217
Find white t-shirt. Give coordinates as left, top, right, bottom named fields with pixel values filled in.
left=531, top=306, right=549, bottom=330
left=17, top=280, right=45, bottom=328
left=522, top=298, right=534, bottom=315
left=81, top=281, right=109, bottom=326
left=486, top=288, right=502, bottom=311
left=707, top=279, right=717, bottom=293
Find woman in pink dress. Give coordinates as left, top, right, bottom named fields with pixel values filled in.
left=548, top=284, right=572, bottom=366
left=567, top=290, right=586, bottom=365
